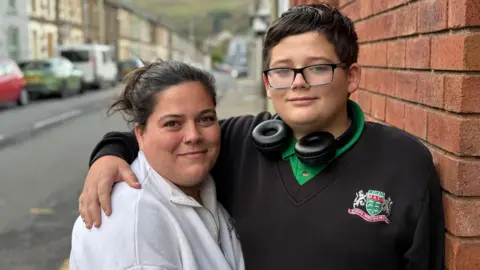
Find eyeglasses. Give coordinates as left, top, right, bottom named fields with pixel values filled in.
left=263, top=63, right=347, bottom=89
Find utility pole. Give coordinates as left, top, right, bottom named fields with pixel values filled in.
left=98, top=0, right=105, bottom=44
left=188, top=19, right=195, bottom=44
left=83, top=0, right=89, bottom=43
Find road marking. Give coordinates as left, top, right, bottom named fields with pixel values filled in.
left=33, top=110, right=82, bottom=130
left=29, top=208, right=54, bottom=215
left=59, top=259, right=69, bottom=270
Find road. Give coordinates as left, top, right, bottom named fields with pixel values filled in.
left=0, top=71, right=255, bottom=269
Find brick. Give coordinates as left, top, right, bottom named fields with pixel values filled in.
left=427, top=111, right=480, bottom=156
left=365, top=115, right=384, bottom=124
left=372, top=0, right=389, bottom=14
left=444, top=194, right=480, bottom=236
left=449, top=0, right=480, bottom=28
left=371, top=94, right=386, bottom=121
left=339, top=0, right=353, bottom=8
left=445, top=75, right=480, bottom=113
left=404, top=104, right=427, bottom=139
left=350, top=91, right=359, bottom=102
left=360, top=0, right=374, bottom=19
left=355, top=21, right=367, bottom=43
left=357, top=90, right=372, bottom=114
left=358, top=44, right=369, bottom=66
left=341, top=1, right=360, bottom=21
left=431, top=148, right=480, bottom=196
left=395, top=71, right=418, bottom=102
left=406, top=37, right=430, bottom=69
left=431, top=33, right=480, bottom=71
left=365, top=69, right=396, bottom=96
left=371, top=43, right=387, bottom=66
left=418, top=72, right=445, bottom=109
left=373, top=0, right=406, bottom=14
left=445, top=233, right=480, bottom=270
left=358, top=43, right=387, bottom=67
left=396, top=3, right=418, bottom=36
left=378, top=12, right=397, bottom=39
left=359, top=67, right=367, bottom=89
left=385, top=98, right=404, bottom=129
left=418, top=0, right=448, bottom=33
left=387, top=40, right=406, bottom=68
left=365, top=12, right=396, bottom=42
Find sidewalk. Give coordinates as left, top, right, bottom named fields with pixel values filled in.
left=216, top=78, right=266, bottom=119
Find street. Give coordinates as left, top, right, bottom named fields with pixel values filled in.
left=0, top=72, right=263, bottom=269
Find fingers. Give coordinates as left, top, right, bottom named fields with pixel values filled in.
left=78, top=155, right=140, bottom=229
left=86, top=184, right=102, bottom=228
left=79, top=192, right=92, bottom=229
left=98, top=180, right=113, bottom=216
left=118, top=165, right=141, bottom=188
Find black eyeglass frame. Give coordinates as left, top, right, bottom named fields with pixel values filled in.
left=263, top=63, right=348, bottom=89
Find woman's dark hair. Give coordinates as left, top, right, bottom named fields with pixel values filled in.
left=108, top=60, right=217, bottom=128
left=263, top=3, right=359, bottom=68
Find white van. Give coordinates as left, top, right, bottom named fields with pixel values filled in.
left=57, top=44, right=118, bottom=89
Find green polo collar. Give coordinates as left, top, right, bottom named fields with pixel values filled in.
left=281, top=100, right=365, bottom=185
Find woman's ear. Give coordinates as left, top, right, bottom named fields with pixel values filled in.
left=134, top=123, right=144, bottom=151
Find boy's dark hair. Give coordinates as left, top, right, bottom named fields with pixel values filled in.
left=262, top=3, right=359, bottom=68
left=108, top=60, right=217, bottom=128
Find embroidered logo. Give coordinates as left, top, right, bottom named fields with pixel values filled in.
left=348, top=190, right=393, bottom=224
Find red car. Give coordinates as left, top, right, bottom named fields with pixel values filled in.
left=0, top=58, right=28, bottom=106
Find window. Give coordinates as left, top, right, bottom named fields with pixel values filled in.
left=5, top=63, right=15, bottom=74
left=7, top=27, right=20, bottom=61
left=8, top=0, right=16, bottom=10
left=60, top=50, right=90, bottom=62
left=22, top=61, right=52, bottom=70
left=277, top=0, right=289, bottom=18
left=0, top=64, right=6, bottom=76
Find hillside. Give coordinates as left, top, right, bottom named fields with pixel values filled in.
left=132, top=0, right=252, bottom=43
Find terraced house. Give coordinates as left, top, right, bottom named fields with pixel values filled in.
left=57, top=0, right=84, bottom=45
left=0, top=0, right=29, bottom=61
left=12, top=0, right=208, bottom=68
left=28, top=0, right=58, bottom=59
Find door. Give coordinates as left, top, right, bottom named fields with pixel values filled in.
left=47, top=32, right=54, bottom=57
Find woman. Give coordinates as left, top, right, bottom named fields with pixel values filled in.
left=69, top=60, right=245, bottom=270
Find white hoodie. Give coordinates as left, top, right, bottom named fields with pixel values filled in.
left=70, top=151, right=245, bottom=270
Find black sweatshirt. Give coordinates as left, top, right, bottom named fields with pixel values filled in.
left=90, top=113, right=445, bottom=270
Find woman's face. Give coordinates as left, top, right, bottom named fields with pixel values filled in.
left=135, top=81, right=220, bottom=190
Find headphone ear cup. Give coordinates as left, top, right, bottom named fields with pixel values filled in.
left=295, top=132, right=336, bottom=165
left=252, top=120, right=291, bottom=155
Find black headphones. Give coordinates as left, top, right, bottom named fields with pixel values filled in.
left=251, top=101, right=361, bottom=166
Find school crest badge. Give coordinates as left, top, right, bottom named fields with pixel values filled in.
left=348, top=190, right=393, bottom=224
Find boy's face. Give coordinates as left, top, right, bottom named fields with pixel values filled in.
left=263, top=31, right=360, bottom=138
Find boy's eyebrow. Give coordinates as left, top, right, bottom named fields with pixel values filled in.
left=270, top=59, right=291, bottom=66
left=270, top=56, right=336, bottom=67
left=305, top=56, right=335, bottom=63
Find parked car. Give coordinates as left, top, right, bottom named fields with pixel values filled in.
left=117, top=58, right=144, bottom=82
left=0, top=57, right=28, bottom=106
left=19, top=57, right=84, bottom=99
left=57, top=44, right=118, bottom=89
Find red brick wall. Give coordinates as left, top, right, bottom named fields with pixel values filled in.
left=289, top=0, right=480, bottom=268
left=337, top=0, right=480, bottom=269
